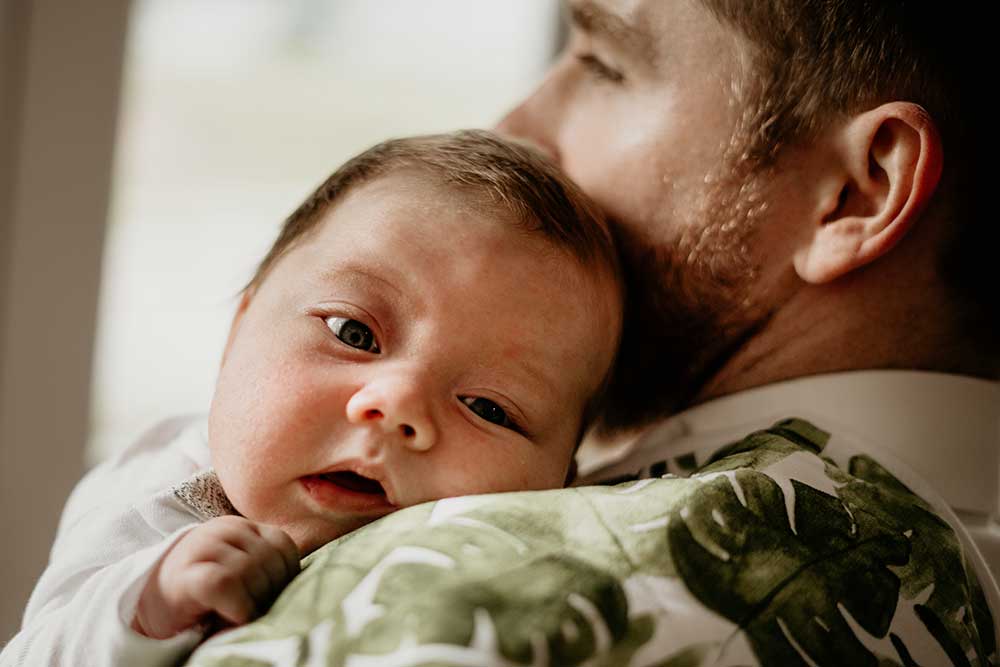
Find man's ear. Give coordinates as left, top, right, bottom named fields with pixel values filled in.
left=794, top=102, right=943, bottom=284
left=220, top=288, right=254, bottom=368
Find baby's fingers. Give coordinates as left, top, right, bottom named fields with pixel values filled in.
left=213, top=541, right=273, bottom=603
left=256, top=524, right=301, bottom=583
left=246, top=541, right=296, bottom=599
left=186, top=562, right=258, bottom=626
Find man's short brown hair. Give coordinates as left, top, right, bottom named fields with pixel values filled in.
left=699, top=1, right=994, bottom=337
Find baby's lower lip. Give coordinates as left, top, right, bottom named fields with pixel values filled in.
left=300, top=474, right=395, bottom=513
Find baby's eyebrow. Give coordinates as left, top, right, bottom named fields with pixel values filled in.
left=512, top=357, right=560, bottom=409
left=317, top=264, right=405, bottom=299
left=525, top=361, right=557, bottom=395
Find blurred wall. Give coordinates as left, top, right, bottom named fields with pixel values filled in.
left=0, top=0, right=129, bottom=643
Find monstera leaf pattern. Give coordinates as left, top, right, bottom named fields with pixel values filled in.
left=185, top=419, right=996, bottom=667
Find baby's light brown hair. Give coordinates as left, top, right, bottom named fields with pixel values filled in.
left=246, top=129, right=622, bottom=441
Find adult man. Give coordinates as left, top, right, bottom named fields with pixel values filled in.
left=500, top=0, right=998, bottom=664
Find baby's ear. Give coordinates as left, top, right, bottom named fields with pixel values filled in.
left=220, top=289, right=254, bottom=368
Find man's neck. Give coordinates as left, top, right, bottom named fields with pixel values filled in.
left=694, top=267, right=998, bottom=404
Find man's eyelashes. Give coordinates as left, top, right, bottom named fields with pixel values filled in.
left=576, top=53, right=625, bottom=83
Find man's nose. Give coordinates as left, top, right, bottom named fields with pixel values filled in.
left=495, top=75, right=562, bottom=164
left=345, top=378, right=437, bottom=452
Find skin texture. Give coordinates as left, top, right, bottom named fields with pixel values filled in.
left=499, top=0, right=981, bottom=425
left=499, top=0, right=771, bottom=421
left=209, top=170, right=620, bottom=557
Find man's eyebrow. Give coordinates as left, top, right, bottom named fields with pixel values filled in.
left=568, top=0, right=658, bottom=65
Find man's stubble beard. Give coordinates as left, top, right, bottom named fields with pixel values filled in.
left=599, top=159, right=775, bottom=432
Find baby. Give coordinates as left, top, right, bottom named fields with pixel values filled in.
left=1, top=130, right=621, bottom=665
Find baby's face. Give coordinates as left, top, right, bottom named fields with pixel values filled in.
left=208, top=170, right=620, bottom=554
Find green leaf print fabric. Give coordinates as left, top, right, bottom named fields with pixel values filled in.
left=185, top=419, right=996, bottom=667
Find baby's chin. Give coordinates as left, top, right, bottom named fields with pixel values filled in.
left=279, top=514, right=374, bottom=557
left=221, top=481, right=370, bottom=556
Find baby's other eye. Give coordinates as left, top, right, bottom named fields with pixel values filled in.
left=461, top=396, right=515, bottom=430
left=576, top=53, right=625, bottom=83
left=325, top=317, right=380, bottom=353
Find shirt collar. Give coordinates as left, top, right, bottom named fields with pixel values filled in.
left=171, top=468, right=239, bottom=521
left=583, top=370, right=999, bottom=516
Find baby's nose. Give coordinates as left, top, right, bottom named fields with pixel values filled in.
left=345, top=382, right=436, bottom=452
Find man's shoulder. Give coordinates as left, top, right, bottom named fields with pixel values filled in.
left=661, top=419, right=997, bottom=667
left=185, top=420, right=998, bottom=666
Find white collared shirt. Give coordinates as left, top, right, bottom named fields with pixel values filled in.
left=580, top=370, right=1000, bottom=582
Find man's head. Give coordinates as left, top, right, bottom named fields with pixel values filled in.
left=500, top=0, right=993, bottom=430
left=210, top=131, right=622, bottom=554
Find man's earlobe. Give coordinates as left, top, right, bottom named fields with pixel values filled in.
left=220, top=289, right=254, bottom=368
left=794, top=102, right=943, bottom=284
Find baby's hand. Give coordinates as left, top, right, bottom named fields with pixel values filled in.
left=132, top=515, right=300, bottom=639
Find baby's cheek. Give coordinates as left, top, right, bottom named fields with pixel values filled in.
left=514, top=440, right=576, bottom=491
left=452, top=448, right=557, bottom=496
left=208, top=427, right=286, bottom=523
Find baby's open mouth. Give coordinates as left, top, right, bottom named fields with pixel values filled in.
left=320, top=471, right=386, bottom=496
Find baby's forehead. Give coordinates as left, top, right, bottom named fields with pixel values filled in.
left=343, top=168, right=609, bottom=256
left=313, top=170, right=561, bottom=255
left=317, top=169, right=621, bottom=316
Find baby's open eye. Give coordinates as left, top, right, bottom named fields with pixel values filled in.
left=325, top=317, right=380, bottom=353
left=461, top=396, right=514, bottom=430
